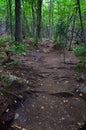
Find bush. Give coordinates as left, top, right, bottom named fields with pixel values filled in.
left=73, top=45, right=86, bottom=57
left=73, top=45, right=86, bottom=69
left=7, top=42, right=28, bottom=56
left=0, top=40, right=28, bottom=65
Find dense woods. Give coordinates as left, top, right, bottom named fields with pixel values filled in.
left=0, top=0, right=86, bottom=44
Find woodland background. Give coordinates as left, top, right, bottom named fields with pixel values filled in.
left=0, top=0, right=86, bottom=47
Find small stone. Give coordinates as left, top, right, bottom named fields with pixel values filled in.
left=18, top=95, right=23, bottom=99
left=14, top=100, right=17, bottom=103
left=22, top=128, right=27, bottom=130
left=50, top=106, right=53, bottom=109
left=64, top=81, right=69, bottom=84
left=79, top=93, right=83, bottom=97
left=26, top=80, right=29, bottom=83
left=21, top=73, right=24, bottom=76
left=79, top=86, right=86, bottom=93
left=15, top=113, right=19, bottom=119
left=36, top=50, right=40, bottom=52
left=57, top=81, right=59, bottom=84
left=36, top=116, right=39, bottom=119
left=9, top=75, right=17, bottom=82
left=3, top=65, right=6, bottom=68
left=0, top=93, right=3, bottom=96
left=0, top=70, right=2, bottom=73
left=41, top=106, right=44, bottom=109
left=77, top=73, right=85, bottom=82
left=39, top=122, right=42, bottom=125
left=6, top=108, right=9, bottom=112
left=60, top=117, right=65, bottom=120
left=67, top=115, right=70, bottom=118
left=32, top=104, right=35, bottom=107
left=77, top=122, right=82, bottom=126
left=63, top=100, right=68, bottom=103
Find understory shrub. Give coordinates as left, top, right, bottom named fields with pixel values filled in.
left=0, top=40, right=28, bottom=66
left=73, top=45, right=86, bottom=69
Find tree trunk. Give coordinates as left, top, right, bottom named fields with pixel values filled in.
left=36, top=0, right=43, bottom=44
left=15, top=0, right=22, bottom=42
left=69, top=5, right=77, bottom=49
left=76, top=0, right=86, bottom=46
left=49, top=0, right=53, bottom=40
left=6, top=0, right=9, bottom=35
left=31, top=1, right=36, bottom=38
left=9, top=0, right=13, bottom=39
left=22, top=0, right=29, bottom=38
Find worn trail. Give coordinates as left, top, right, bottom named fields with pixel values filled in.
left=7, top=46, right=86, bottom=130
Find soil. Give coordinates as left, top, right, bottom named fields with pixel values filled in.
left=0, top=42, right=86, bottom=130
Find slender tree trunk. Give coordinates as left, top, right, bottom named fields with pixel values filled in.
left=22, top=0, right=28, bottom=37
left=31, top=1, right=36, bottom=38
left=15, top=0, right=22, bottom=42
left=9, top=0, right=13, bottom=39
left=69, top=6, right=77, bottom=49
left=49, top=0, right=53, bottom=40
left=69, top=16, right=76, bottom=49
left=36, top=0, right=43, bottom=44
left=6, top=0, right=9, bottom=35
left=76, top=0, right=86, bottom=46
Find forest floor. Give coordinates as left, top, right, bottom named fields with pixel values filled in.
left=0, top=41, right=86, bottom=130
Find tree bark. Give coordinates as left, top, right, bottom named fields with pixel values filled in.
left=15, top=0, right=22, bottom=42
left=69, top=5, right=77, bottom=49
left=9, top=0, right=13, bottom=39
left=49, top=0, right=53, bottom=40
left=31, top=0, right=36, bottom=38
left=36, top=0, right=43, bottom=44
left=76, top=0, right=86, bottom=46
left=6, top=0, right=9, bottom=35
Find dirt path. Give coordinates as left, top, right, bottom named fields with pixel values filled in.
left=0, top=45, right=86, bottom=130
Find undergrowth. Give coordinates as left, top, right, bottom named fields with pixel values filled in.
left=73, top=45, right=86, bottom=69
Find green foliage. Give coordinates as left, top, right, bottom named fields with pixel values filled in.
left=0, top=74, right=11, bottom=87
left=6, top=61, right=17, bottom=66
left=75, top=61, right=86, bottom=69
left=0, top=41, right=28, bottom=56
left=54, top=19, right=69, bottom=48
left=0, top=37, right=5, bottom=43
left=7, top=42, right=28, bottom=56
left=0, top=0, right=6, bottom=19
left=73, top=45, right=86, bottom=69
left=0, top=39, right=28, bottom=66
left=0, top=0, right=86, bottom=41
left=73, top=45, right=86, bottom=57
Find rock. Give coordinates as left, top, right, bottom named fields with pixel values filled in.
left=77, top=122, right=86, bottom=130
left=14, top=113, right=19, bottom=119
left=2, top=74, right=28, bottom=92
left=76, top=86, right=86, bottom=100
left=9, top=75, right=17, bottom=82
left=76, top=73, right=85, bottom=82
left=2, top=74, right=21, bottom=87
left=77, top=86, right=86, bottom=94
left=40, top=40, right=54, bottom=53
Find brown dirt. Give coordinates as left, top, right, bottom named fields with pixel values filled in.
left=0, top=43, right=86, bottom=130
